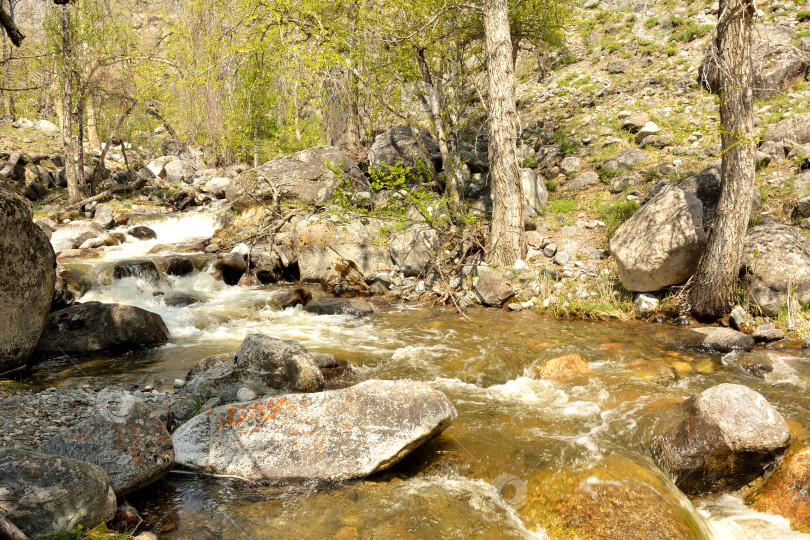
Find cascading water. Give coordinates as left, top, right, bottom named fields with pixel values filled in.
left=34, top=210, right=810, bottom=539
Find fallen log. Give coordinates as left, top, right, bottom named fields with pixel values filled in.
left=50, top=177, right=146, bottom=220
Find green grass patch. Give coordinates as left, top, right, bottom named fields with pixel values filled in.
left=798, top=11, right=810, bottom=22
left=549, top=198, right=578, bottom=214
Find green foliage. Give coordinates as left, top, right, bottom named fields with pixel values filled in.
left=552, top=129, right=578, bottom=156
left=601, top=200, right=639, bottom=239
left=522, top=156, right=539, bottom=169
left=670, top=21, right=712, bottom=43
left=645, top=16, right=660, bottom=28
left=549, top=198, right=577, bottom=214
left=546, top=178, right=558, bottom=192
left=598, top=168, right=621, bottom=184
left=797, top=11, right=810, bottom=22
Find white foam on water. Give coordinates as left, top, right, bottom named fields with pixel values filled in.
left=699, top=494, right=810, bottom=540
left=99, top=210, right=219, bottom=261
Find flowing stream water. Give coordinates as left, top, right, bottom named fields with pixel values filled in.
left=29, top=210, right=810, bottom=539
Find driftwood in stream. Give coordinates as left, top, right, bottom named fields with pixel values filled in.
left=51, top=177, right=146, bottom=219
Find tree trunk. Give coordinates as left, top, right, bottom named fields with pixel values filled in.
left=689, top=0, right=756, bottom=319
left=253, top=123, right=258, bottom=168
left=77, top=95, right=86, bottom=195
left=60, top=4, right=80, bottom=205
left=87, top=99, right=101, bottom=150
left=414, top=46, right=464, bottom=211
left=483, top=0, right=525, bottom=266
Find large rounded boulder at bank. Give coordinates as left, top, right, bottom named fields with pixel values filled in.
left=0, top=183, right=56, bottom=373
left=225, top=146, right=370, bottom=209
left=294, top=216, right=393, bottom=281
left=0, top=448, right=117, bottom=538
left=34, top=301, right=170, bottom=356
left=388, top=223, right=441, bottom=276
left=41, top=395, right=175, bottom=496
left=173, top=379, right=457, bottom=482
left=652, top=383, right=791, bottom=495
left=740, top=222, right=810, bottom=317
left=610, top=186, right=706, bottom=292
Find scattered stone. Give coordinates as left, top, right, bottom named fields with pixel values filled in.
left=211, top=252, right=247, bottom=285
left=600, top=149, right=648, bottom=171
left=652, top=383, right=791, bottom=495
left=553, top=251, right=569, bottom=266
left=520, top=168, right=549, bottom=213
left=34, top=302, right=170, bottom=357
left=0, top=448, right=116, bottom=538
left=729, top=305, right=748, bottom=331
left=474, top=271, right=514, bottom=307
left=164, top=159, right=197, bottom=184
left=310, top=352, right=351, bottom=380
left=634, top=122, right=661, bottom=145
left=164, top=292, right=203, bottom=307
left=609, top=176, right=627, bottom=193
left=525, top=353, right=592, bottom=382
left=41, top=395, right=174, bottom=495
left=173, top=379, right=457, bottom=482
left=621, top=112, right=650, bottom=133
left=634, top=293, right=659, bottom=318
left=611, top=187, right=706, bottom=292
left=605, top=59, right=630, bottom=74
left=752, top=323, right=786, bottom=342
left=567, top=171, right=599, bottom=190
left=91, top=204, right=115, bottom=229
left=275, top=288, right=312, bottom=309
left=543, top=243, right=557, bottom=258
left=237, top=387, right=258, bottom=402
left=304, top=298, right=375, bottom=317
left=0, top=184, right=56, bottom=374
left=559, top=156, right=582, bottom=175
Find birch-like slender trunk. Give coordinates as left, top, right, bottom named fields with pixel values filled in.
left=483, top=0, right=525, bottom=266
left=689, top=0, right=756, bottom=319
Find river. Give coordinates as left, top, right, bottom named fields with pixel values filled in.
left=29, top=209, right=810, bottom=539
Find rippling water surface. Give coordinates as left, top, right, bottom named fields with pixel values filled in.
left=31, top=211, right=810, bottom=539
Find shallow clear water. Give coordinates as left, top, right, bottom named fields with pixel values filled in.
left=32, top=211, right=810, bottom=539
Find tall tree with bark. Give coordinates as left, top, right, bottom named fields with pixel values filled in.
left=483, top=0, right=525, bottom=266
left=59, top=3, right=81, bottom=204
left=689, top=0, right=756, bottom=319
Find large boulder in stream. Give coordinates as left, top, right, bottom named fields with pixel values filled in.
left=521, top=454, right=716, bottom=540
left=0, top=184, right=56, bottom=373
left=34, top=301, right=170, bottom=356
left=740, top=223, right=810, bottom=317
left=41, top=395, right=175, bottom=495
left=112, top=259, right=162, bottom=284
left=610, top=186, right=706, bottom=292
left=652, top=383, right=791, bottom=495
left=295, top=216, right=393, bottom=281
left=225, top=146, right=370, bottom=209
left=0, top=448, right=117, bottom=538
left=184, top=334, right=324, bottom=401
left=304, top=297, right=375, bottom=317
left=173, top=379, right=457, bottom=482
